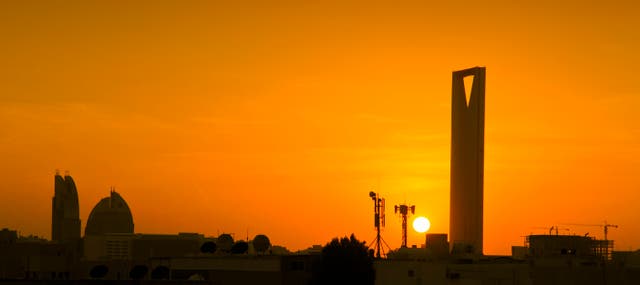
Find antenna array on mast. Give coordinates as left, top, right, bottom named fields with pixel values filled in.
left=368, top=191, right=390, bottom=258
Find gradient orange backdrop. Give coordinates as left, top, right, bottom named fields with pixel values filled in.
left=1, top=1, right=639, bottom=254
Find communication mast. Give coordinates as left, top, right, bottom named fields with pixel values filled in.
left=394, top=203, right=415, bottom=248
left=368, top=191, right=390, bottom=258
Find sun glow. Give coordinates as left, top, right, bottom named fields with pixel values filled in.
left=413, top=216, right=431, bottom=233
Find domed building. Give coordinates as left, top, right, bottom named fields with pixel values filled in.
left=85, top=190, right=134, bottom=236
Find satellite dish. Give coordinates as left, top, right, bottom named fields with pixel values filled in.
left=231, top=241, right=249, bottom=254
left=200, top=241, right=216, bottom=254
left=253, top=234, right=271, bottom=253
left=217, top=234, right=234, bottom=252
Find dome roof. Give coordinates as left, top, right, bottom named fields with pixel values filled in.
left=85, top=190, right=134, bottom=236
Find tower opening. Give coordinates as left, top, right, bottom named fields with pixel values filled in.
left=463, top=75, right=475, bottom=107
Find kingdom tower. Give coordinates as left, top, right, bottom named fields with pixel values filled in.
left=449, top=67, right=485, bottom=255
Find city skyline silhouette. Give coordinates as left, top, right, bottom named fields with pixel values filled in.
left=1, top=1, right=639, bottom=256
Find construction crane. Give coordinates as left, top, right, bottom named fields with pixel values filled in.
left=562, top=221, right=618, bottom=260
left=602, top=222, right=618, bottom=241
left=562, top=221, right=618, bottom=241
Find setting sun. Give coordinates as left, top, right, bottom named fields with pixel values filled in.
left=413, top=217, right=431, bottom=233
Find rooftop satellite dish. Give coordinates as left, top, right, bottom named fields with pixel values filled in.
left=217, top=234, right=234, bottom=252
left=231, top=241, right=249, bottom=254
left=200, top=241, right=216, bottom=254
left=253, top=234, right=271, bottom=253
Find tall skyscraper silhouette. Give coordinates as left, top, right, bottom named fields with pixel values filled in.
left=51, top=171, right=81, bottom=243
left=449, top=67, right=485, bottom=255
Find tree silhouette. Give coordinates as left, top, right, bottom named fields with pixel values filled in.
left=312, top=234, right=375, bottom=285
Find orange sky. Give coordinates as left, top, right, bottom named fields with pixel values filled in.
left=1, top=1, right=639, bottom=255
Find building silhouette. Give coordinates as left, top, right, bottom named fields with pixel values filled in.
left=85, top=189, right=134, bottom=236
left=51, top=171, right=81, bottom=244
left=3, top=68, right=640, bottom=284
left=449, top=67, right=485, bottom=255
left=375, top=66, right=640, bottom=285
left=3, top=173, right=317, bottom=283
